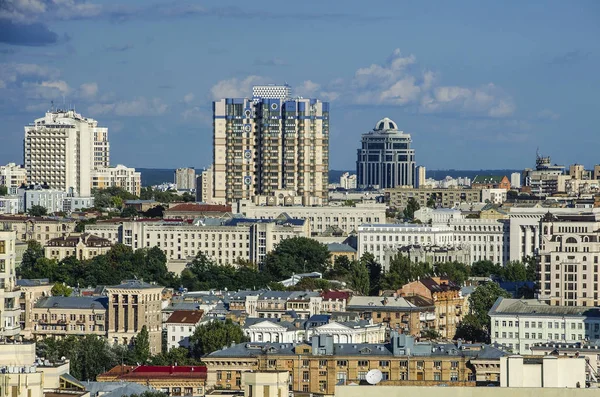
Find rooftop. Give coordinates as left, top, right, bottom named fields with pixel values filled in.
left=489, top=297, right=600, bottom=318
left=108, top=280, right=162, bottom=290
left=99, top=365, right=207, bottom=380
left=165, top=310, right=204, bottom=324
left=347, top=296, right=433, bottom=310
left=327, top=243, right=356, bottom=253
left=34, top=296, right=108, bottom=310
left=166, top=203, right=231, bottom=213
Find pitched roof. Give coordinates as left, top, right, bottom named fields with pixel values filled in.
left=166, top=203, right=231, bottom=213
left=99, top=365, right=207, bottom=380
left=488, top=297, right=600, bottom=318
left=108, top=280, right=161, bottom=290
left=347, top=296, right=433, bottom=310
left=165, top=310, right=204, bottom=324
left=327, top=243, right=356, bottom=253
left=35, top=296, right=108, bottom=310
left=46, top=233, right=111, bottom=248
left=321, top=291, right=350, bottom=301
left=472, top=175, right=507, bottom=184
left=420, top=277, right=461, bottom=292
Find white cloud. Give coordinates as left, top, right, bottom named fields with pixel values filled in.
left=537, top=109, right=560, bottom=120
left=23, top=79, right=70, bottom=99
left=88, top=97, right=168, bottom=117
left=210, top=76, right=267, bottom=99
left=79, top=82, right=98, bottom=98
left=0, top=63, right=57, bottom=88
left=0, top=0, right=101, bottom=23
left=295, top=80, right=320, bottom=97
left=183, top=93, right=194, bottom=103
left=181, top=106, right=211, bottom=124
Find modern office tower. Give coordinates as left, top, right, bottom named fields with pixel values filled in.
left=24, top=109, right=110, bottom=197
left=175, top=167, right=196, bottom=191
left=0, top=163, right=27, bottom=195
left=356, top=117, right=416, bottom=189
left=90, top=164, right=141, bottom=197
left=196, top=166, right=214, bottom=203
left=252, top=84, right=291, bottom=99
left=510, top=172, right=521, bottom=188
left=416, top=165, right=426, bottom=188
left=213, top=87, right=330, bottom=205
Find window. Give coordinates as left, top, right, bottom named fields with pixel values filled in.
left=337, top=360, right=347, bottom=367
left=451, top=361, right=459, bottom=369
left=450, top=372, right=458, bottom=381
left=434, top=372, right=441, bottom=381
left=358, top=372, right=367, bottom=380
left=319, top=360, right=327, bottom=367
left=434, top=361, right=442, bottom=368
left=268, top=359, right=276, bottom=367
left=358, top=360, right=368, bottom=367
left=379, top=360, right=389, bottom=367
left=303, top=372, right=309, bottom=381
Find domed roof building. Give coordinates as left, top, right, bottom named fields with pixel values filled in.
left=356, top=118, right=416, bottom=189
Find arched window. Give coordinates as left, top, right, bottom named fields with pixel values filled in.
left=566, top=237, right=577, bottom=244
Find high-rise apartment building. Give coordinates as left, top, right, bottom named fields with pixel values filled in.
left=252, top=84, right=291, bottom=99
left=356, top=118, right=416, bottom=189
left=416, top=165, right=426, bottom=188
left=175, top=167, right=196, bottom=190
left=0, top=163, right=27, bottom=195
left=90, top=164, right=141, bottom=197
left=213, top=87, right=329, bottom=205
left=196, top=166, right=214, bottom=203
left=24, top=109, right=110, bottom=197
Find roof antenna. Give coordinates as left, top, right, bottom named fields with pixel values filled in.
left=50, top=100, right=54, bottom=112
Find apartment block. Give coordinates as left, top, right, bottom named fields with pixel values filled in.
left=213, top=92, right=329, bottom=205
left=0, top=216, right=76, bottom=245
left=237, top=199, right=386, bottom=236
left=165, top=310, right=204, bottom=350
left=175, top=167, right=196, bottom=191
left=196, top=166, right=214, bottom=203
left=24, top=109, right=109, bottom=197
left=0, top=163, right=27, bottom=195
left=17, top=184, right=67, bottom=213
left=386, top=186, right=482, bottom=210
left=44, top=233, right=112, bottom=261
left=0, top=231, right=22, bottom=339
left=91, top=164, right=141, bottom=197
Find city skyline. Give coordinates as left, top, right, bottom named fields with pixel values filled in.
left=0, top=0, right=599, bottom=170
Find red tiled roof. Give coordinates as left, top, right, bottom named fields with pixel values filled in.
left=166, top=310, right=204, bottom=324
left=166, top=203, right=231, bottom=213
left=321, top=291, right=350, bottom=301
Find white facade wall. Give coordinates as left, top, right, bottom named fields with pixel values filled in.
left=307, top=322, right=387, bottom=344
left=511, top=172, right=521, bottom=188
left=339, top=173, right=357, bottom=190
left=413, top=207, right=462, bottom=224
left=238, top=200, right=386, bottom=236
left=0, top=197, right=19, bottom=215
left=90, top=164, right=141, bottom=197
left=166, top=321, right=200, bottom=350
left=0, top=164, right=27, bottom=195
left=175, top=168, right=196, bottom=191
left=482, top=188, right=508, bottom=204
left=244, top=322, right=300, bottom=343
left=449, top=218, right=508, bottom=265
left=17, top=187, right=66, bottom=214
left=0, top=231, right=22, bottom=338
left=62, top=196, right=95, bottom=212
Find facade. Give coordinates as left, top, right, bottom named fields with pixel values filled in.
left=85, top=217, right=309, bottom=265
left=24, top=109, right=109, bottom=197
left=413, top=207, right=462, bottom=224
left=500, top=355, right=585, bottom=388
left=196, top=166, right=214, bottom=203
left=213, top=91, right=329, bottom=205
left=237, top=199, right=386, bottom=236
left=105, top=280, right=164, bottom=353
left=252, top=84, right=291, bottom=99
left=0, top=231, right=22, bottom=339
left=90, top=164, right=141, bottom=197
left=17, top=279, right=53, bottom=338
left=203, top=333, right=506, bottom=394
left=98, top=365, right=207, bottom=396
left=175, top=167, right=196, bottom=191
left=44, top=233, right=112, bottom=261
left=62, top=195, right=95, bottom=212
left=17, top=184, right=67, bottom=214
left=488, top=297, right=600, bottom=355
left=0, top=196, right=19, bottom=215
left=530, top=341, right=600, bottom=384
left=386, top=187, right=482, bottom=210
left=339, top=172, right=357, bottom=190
left=242, top=371, right=289, bottom=397
left=538, top=212, right=600, bottom=306
left=511, top=172, right=521, bottom=188
left=396, top=277, right=465, bottom=339
left=448, top=218, right=508, bottom=265
left=0, top=216, right=76, bottom=245
left=165, top=310, right=204, bottom=350
left=327, top=243, right=357, bottom=262
left=417, top=165, right=426, bottom=187
left=388, top=245, right=470, bottom=268
left=0, top=163, right=27, bottom=195
left=357, top=118, right=416, bottom=189
left=482, top=188, right=508, bottom=204
left=523, top=154, right=566, bottom=197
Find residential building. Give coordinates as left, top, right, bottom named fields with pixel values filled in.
left=237, top=199, right=386, bottom=236
left=17, top=278, right=53, bottom=338
left=24, top=109, right=109, bottom=197
left=213, top=89, right=329, bottom=205
left=252, top=84, right=291, bottom=99
left=500, top=354, right=585, bottom=388
left=339, top=172, right=357, bottom=190
left=0, top=163, right=27, bottom=195
left=346, top=296, right=435, bottom=336
left=242, top=371, right=288, bottom=397
left=203, top=332, right=507, bottom=394
left=105, top=280, right=163, bottom=353
left=18, top=184, right=67, bottom=214
left=472, top=175, right=511, bottom=190
left=44, top=233, right=112, bottom=261
left=356, top=118, right=416, bottom=189
left=447, top=218, right=508, bottom=265
left=85, top=217, right=308, bottom=265
left=0, top=196, right=19, bottom=214
left=62, top=195, right=95, bottom=212
left=97, top=365, right=207, bottom=396
left=416, top=165, right=426, bottom=188
left=386, top=186, right=482, bottom=210
left=482, top=188, right=508, bottom=204
left=538, top=212, right=600, bottom=306
left=175, top=167, right=196, bottom=191
left=511, top=172, right=521, bottom=188
left=327, top=243, right=357, bottom=262
left=243, top=318, right=302, bottom=343
left=530, top=341, right=600, bottom=384
left=164, top=203, right=231, bottom=220
left=0, top=215, right=76, bottom=245
left=523, top=153, right=566, bottom=197
left=395, top=277, right=465, bottom=339
left=0, top=231, right=22, bottom=339
left=488, top=297, right=600, bottom=355
left=196, top=166, right=214, bottom=203
left=387, top=245, right=470, bottom=267
left=90, top=164, right=141, bottom=197
left=165, top=310, right=204, bottom=350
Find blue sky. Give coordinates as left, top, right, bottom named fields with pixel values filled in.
left=1, top=0, right=599, bottom=171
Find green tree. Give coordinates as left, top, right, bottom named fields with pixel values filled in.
left=140, top=187, right=154, bottom=200
left=435, top=261, right=470, bottom=285
left=289, top=277, right=331, bottom=291
left=181, top=192, right=196, bottom=202
left=454, top=314, right=490, bottom=342
left=132, top=325, right=150, bottom=364
left=28, top=205, right=48, bottom=216
left=502, top=261, right=528, bottom=282
left=263, top=237, right=331, bottom=279
left=150, top=347, right=202, bottom=366
left=20, top=240, right=45, bottom=270
left=468, top=282, right=512, bottom=333
left=361, top=252, right=382, bottom=296
left=523, top=255, right=537, bottom=282
left=348, top=260, right=370, bottom=295
left=75, top=218, right=97, bottom=233
left=189, top=319, right=248, bottom=357
left=111, top=196, right=124, bottom=209
left=121, top=206, right=138, bottom=218
left=0, top=185, right=7, bottom=196
left=380, top=254, right=428, bottom=291
left=426, top=196, right=436, bottom=209
left=421, top=328, right=441, bottom=339
left=402, top=197, right=420, bottom=220
left=51, top=283, right=72, bottom=297
left=471, top=260, right=501, bottom=278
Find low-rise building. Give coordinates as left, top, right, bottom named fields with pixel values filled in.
left=530, top=341, right=600, bottom=384
left=0, top=196, right=20, bottom=215
left=165, top=310, right=204, bottom=351
left=62, top=196, right=95, bottom=212
left=0, top=163, right=27, bottom=195
left=327, top=243, right=357, bottom=262
left=472, top=175, right=511, bottom=190
left=386, top=186, right=482, bottom=210
left=0, top=215, right=76, bottom=245
left=320, top=291, right=350, bottom=314
left=17, top=278, right=53, bottom=338
left=500, top=354, right=585, bottom=388
left=18, top=184, right=67, bottom=214
left=243, top=318, right=302, bottom=343
left=91, top=165, right=141, bottom=197
left=163, top=203, right=231, bottom=220
left=482, top=188, right=508, bottom=204
left=488, top=297, right=600, bottom=355
left=45, top=233, right=112, bottom=261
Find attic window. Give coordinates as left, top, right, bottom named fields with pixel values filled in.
left=359, top=347, right=372, bottom=354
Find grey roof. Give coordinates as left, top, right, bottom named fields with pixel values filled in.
left=259, top=291, right=293, bottom=300
left=226, top=217, right=305, bottom=227
left=34, top=296, right=108, bottom=310
left=85, top=381, right=152, bottom=397
left=327, top=243, right=357, bottom=253
left=17, top=279, right=51, bottom=287
left=347, top=296, right=432, bottom=311
left=164, top=302, right=207, bottom=312
left=488, top=297, right=600, bottom=318
left=244, top=318, right=301, bottom=331
left=108, top=280, right=161, bottom=289
left=461, top=286, right=476, bottom=296
left=230, top=290, right=264, bottom=300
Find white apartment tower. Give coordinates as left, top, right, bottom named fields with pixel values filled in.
left=24, top=109, right=109, bottom=197
left=213, top=86, right=329, bottom=205
left=175, top=167, right=196, bottom=191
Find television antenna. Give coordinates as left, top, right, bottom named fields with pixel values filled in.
left=366, top=369, right=383, bottom=385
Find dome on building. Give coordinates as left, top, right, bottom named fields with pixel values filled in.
left=374, top=117, right=398, bottom=132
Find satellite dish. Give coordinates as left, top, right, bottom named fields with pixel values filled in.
left=366, top=369, right=383, bottom=385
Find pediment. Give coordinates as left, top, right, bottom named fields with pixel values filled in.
left=249, top=321, right=286, bottom=330
left=315, top=321, right=350, bottom=331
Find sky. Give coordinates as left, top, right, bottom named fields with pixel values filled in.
left=1, top=0, right=599, bottom=171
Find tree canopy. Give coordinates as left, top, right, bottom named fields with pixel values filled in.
left=132, top=325, right=150, bottom=364
left=0, top=185, right=7, bottom=196
left=402, top=197, right=420, bottom=220
left=457, top=282, right=512, bottom=342
left=51, top=283, right=73, bottom=297
left=263, top=237, right=331, bottom=279
left=28, top=205, right=48, bottom=216
left=189, top=319, right=248, bottom=357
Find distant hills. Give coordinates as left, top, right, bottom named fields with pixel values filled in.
left=139, top=168, right=521, bottom=187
